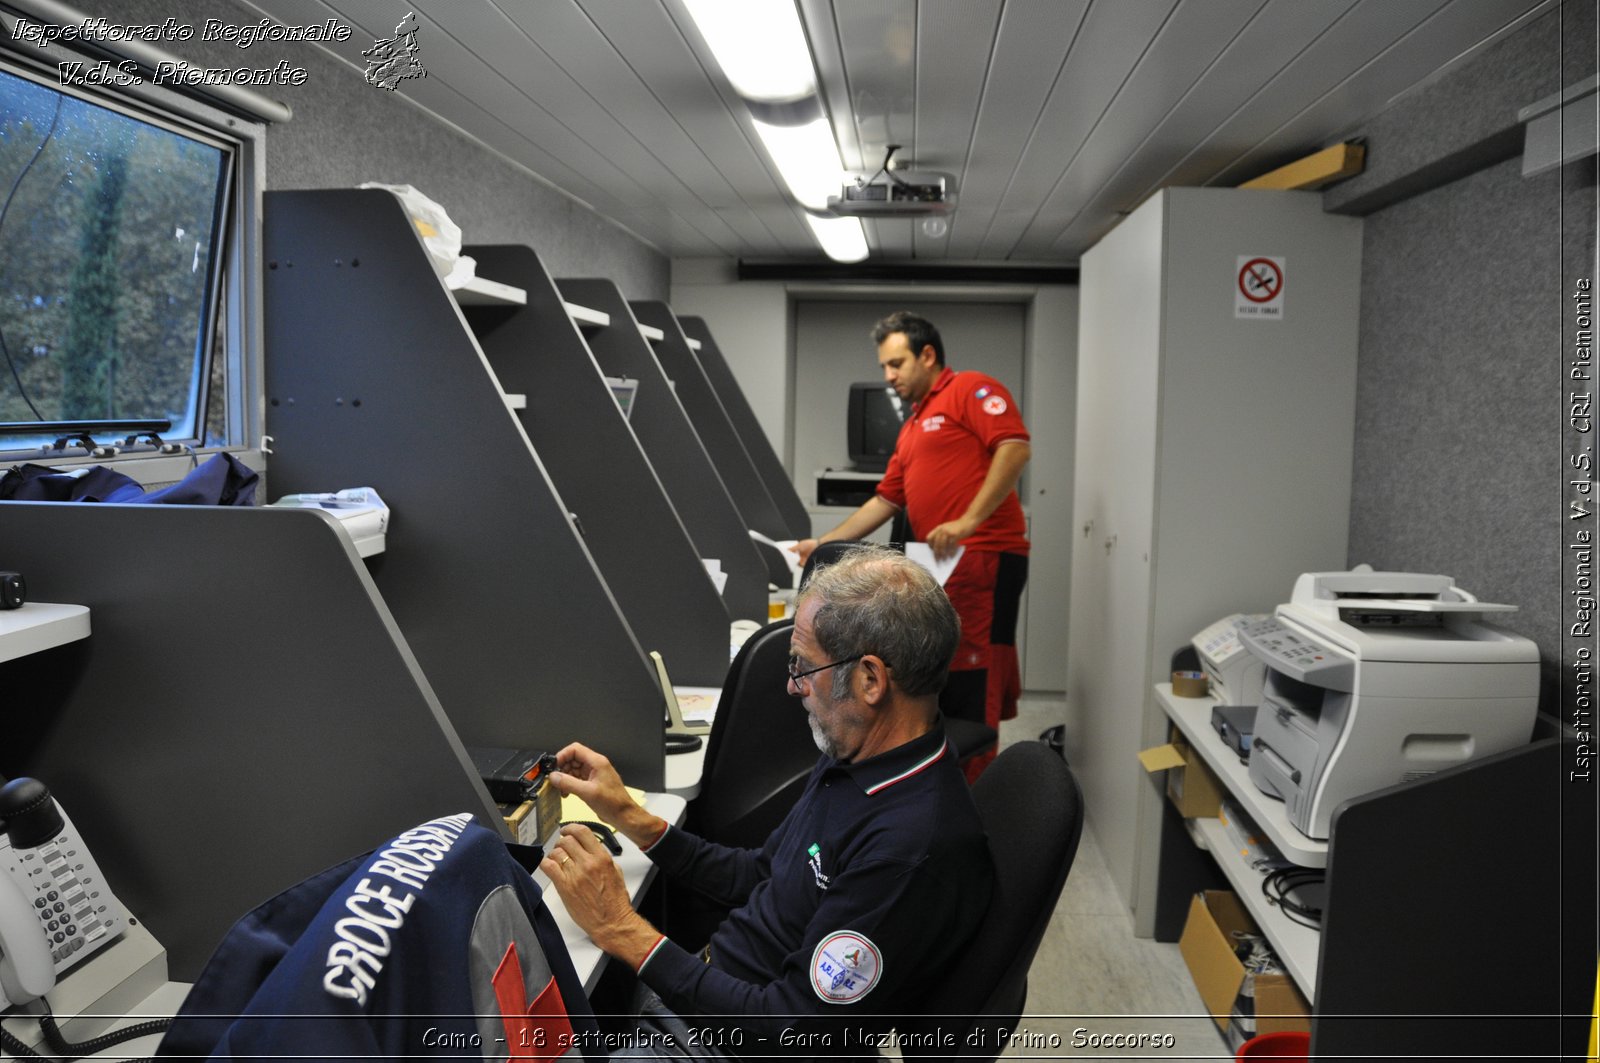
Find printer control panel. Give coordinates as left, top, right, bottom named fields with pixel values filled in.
left=1239, top=617, right=1355, bottom=692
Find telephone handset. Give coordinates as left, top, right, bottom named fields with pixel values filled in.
left=0, top=777, right=129, bottom=1009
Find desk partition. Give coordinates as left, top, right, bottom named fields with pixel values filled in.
left=0, top=503, right=499, bottom=979
left=262, top=189, right=664, bottom=789
left=558, top=279, right=768, bottom=622
left=461, top=246, right=730, bottom=686
left=675, top=316, right=810, bottom=539
left=629, top=302, right=791, bottom=547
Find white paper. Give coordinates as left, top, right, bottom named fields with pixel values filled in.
left=905, top=542, right=964, bottom=586
left=671, top=686, right=721, bottom=726
left=749, top=529, right=804, bottom=588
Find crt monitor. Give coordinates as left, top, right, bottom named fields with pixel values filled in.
left=847, top=382, right=907, bottom=473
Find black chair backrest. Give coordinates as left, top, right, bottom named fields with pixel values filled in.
left=685, top=617, right=818, bottom=849
left=900, top=741, right=1084, bottom=1060
left=799, top=538, right=892, bottom=589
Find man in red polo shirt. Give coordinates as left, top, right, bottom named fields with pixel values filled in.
left=793, top=311, right=1031, bottom=775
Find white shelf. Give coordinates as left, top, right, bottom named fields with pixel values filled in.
left=0, top=602, right=90, bottom=663
left=1191, top=816, right=1320, bottom=1000
left=564, top=301, right=610, bottom=330
left=503, top=392, right=527, bottom=410
left=685, top=337, right=702, bottom=351
left=450, top=275, right=527, bottom=305
left=1155, top=684, right=1327, bottom=867
left=639, top=323, right=665, bottom=342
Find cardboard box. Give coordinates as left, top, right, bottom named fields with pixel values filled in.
left=1138, top=729, right=1225, bottom=818
left=1178, top=890, right=1310, bottom=1036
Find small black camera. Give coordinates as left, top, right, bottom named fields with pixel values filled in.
left=0, top=571, right=25, bottom=610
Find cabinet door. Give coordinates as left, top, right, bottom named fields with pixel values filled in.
left=1067, top=197, right=1163, bottom=914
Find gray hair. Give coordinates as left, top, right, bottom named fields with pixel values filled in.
left=797, top=544, right=959, bottom=698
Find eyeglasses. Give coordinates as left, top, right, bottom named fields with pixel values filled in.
left=786, top=653, right=865, bottom=691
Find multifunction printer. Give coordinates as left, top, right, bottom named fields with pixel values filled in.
left=1239, top=567, right=1539, bottom=840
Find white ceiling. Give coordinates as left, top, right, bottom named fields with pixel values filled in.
left=248, top=0, right=1553, bottom=264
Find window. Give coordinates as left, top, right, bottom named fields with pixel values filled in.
left=0, top=51, right=262, bottom=458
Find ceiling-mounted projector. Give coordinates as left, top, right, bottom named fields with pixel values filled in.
left=826, top=145, right=955, bottom=216
left=827, top=170, right=956, bottom=216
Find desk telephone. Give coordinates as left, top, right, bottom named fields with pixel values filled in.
left=0, top=777, right=128, bottom=1010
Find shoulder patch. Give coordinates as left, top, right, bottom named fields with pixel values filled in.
left=810, top=931, right=882, bottom=1004
left=981, top=394, right=1008, bottom=415
left=974, top=385, right=991, bottom=399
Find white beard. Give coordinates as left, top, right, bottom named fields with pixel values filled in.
left=808, top=711, right=836, bottom=758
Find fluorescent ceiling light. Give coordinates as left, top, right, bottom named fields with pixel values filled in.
left=805, top=213, right=868, bottom=263
left=753, top=117, right=844, bottom=212
left=681, top=0, right=816, bottom=102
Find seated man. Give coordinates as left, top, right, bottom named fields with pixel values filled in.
left=541, top=545, right=994, bottom=1058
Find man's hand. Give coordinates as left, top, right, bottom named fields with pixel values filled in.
left=926, top=517, right=977, bottom=561
left=546, top=743, right=665, bottom=849
left=790, top=538, right=819, bottom=566
left=540, top=824, right=662, bottom=969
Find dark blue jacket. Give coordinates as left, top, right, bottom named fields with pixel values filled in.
left=158, top=816, right=602, bottom=1061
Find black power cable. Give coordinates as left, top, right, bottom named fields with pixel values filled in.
left=1261, top=866, right=1325, bottom=931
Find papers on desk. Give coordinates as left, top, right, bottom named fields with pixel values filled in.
left=271, top=487, right=389, bottom=557
left=560, top=787, right=646, bottom=832
left=671, top=686, right=720, bottom=728
left=905, top=542, right=964, bottom=586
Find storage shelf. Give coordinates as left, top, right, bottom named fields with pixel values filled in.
left=1156, top=683, right=1327, bottom=867
left=1191, top=816, right=1320, bottom=999
left=638, top=324, right=665, bottom=342
left=451, top=275, right=527, bottom=305
left=0, top=602, right=90, bottom=663
left=564, top=301, right=610, bottom=330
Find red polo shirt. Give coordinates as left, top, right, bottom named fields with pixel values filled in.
left=876, top=367, right=1029, bottom=554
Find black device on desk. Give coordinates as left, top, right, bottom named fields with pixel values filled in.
left=0, top=571, right=24, bottom=610
left=467, top=747, right=562, bottom=848
left=1210, top=705, right=1256, bottom=758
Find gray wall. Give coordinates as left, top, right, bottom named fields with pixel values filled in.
left=68, top=0, right=669, bottom=300
left=1331, top=0, right=1596, bottom=709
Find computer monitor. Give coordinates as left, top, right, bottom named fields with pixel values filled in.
left=846, top=382, right=906, bottom=473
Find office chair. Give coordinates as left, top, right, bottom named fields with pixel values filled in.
left=801, top=539, right=998, bottom=763
left=897, top=740, right=1085, bottom=1062
left=683, top=616, right=815, bottom=850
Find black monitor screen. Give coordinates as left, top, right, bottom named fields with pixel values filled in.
left=847, top=382, right=906, bottom=473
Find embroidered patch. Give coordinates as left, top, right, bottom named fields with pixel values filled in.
left=807, top=843, right=830, bottom=890
left=975, top=386, right=991, bottom=399
left=811, top=931, right=881, bottom=1003
left=920, top=414, right=945, bottom=433
left=981, top=394, right=1007, bottom=415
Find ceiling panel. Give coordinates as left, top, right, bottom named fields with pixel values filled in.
left=1046, top=0, right=1359, bottom=255
left=1005, top=0, right=1268, bottom=258
left=244, top=0, right=1560, bottom=264
left=1209, top=0, right=1557, bottom=186
left=909, top=0, right=1001, bottom=258
left=941, top=0, right=1088, bottom=259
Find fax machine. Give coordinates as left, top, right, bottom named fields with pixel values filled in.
left=1239, top=567, right=1539, bottom=840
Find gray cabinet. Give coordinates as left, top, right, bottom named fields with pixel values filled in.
left=1065, top=188, right=1362, bottom=934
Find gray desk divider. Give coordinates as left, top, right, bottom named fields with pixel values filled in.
left=629, top=302, right=790, bottom=545
left=0, top=503, right=501, bottom=980
left=461, top=244, right=730, bottom=687
left=262, top=189, right=663, bottom=789
left=557, top=279, right=768, bottom=622
left=676, top=315, right=811, bottom=539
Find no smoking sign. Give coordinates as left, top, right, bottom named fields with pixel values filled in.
left=1235, top=255, right=1286, bottom=319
